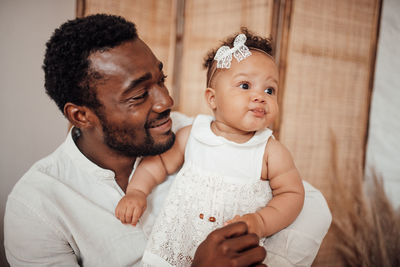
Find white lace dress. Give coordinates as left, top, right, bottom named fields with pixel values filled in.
left=142, top=114, right=273, bottom=267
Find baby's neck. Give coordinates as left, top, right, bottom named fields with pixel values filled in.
left=210, top=121, right=255, bottom=144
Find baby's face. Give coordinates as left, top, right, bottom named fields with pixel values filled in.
left=207, top=50, right=279, bottom=133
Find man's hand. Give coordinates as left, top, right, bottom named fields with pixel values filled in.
left=225, top=213, right=265, bottom=238
left=115, top=189, right=147, bottom=226
left=192, top=222, right=266, bottom=267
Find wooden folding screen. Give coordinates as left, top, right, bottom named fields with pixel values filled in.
left=77, top=1, right=381, bottom=265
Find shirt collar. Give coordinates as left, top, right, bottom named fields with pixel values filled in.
left=63, top=128, right=117, bottom=180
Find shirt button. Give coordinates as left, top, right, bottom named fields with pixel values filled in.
left=95, top=170, right=115, bottom=179
left=103, top=171, right=115, bottom=179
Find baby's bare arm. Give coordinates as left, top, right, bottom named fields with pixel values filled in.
left=115, top=189, right=147, bottom=225
left=257, top=138, right=305, bottom=237
left=115, top=126, right=191, bottom=224
left=126, top=125, right=191, bottom=196
left=225, top=138, right=304, bottom=237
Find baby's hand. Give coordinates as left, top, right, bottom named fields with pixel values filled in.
left=225, top=213, right=265, bottom=238
left=115, top=189, right=147, bottom=226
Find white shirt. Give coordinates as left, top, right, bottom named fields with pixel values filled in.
left=4, top=112, right=332, bottom=267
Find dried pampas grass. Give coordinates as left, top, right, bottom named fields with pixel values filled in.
left=332, top=174, right=400, bottom=267
left=318, top=137, right=400, bottom=267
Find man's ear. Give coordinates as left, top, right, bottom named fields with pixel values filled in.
left=64, top=103, right=98, bottom=129
left=205, top=87, right=217, bottom=110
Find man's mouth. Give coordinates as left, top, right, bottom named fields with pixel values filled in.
left=146, top=110, right=171, bottom=128
left=149, top=117, right=171, bottom=128
left=147, top=118, right=172, bottom=135
left=146, top=110, right=172, bottom=133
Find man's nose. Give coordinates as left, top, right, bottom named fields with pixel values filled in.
left=152, top=85, right=174, bottom=112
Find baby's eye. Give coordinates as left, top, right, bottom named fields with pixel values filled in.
left=265, top=87, right=275, bottom=95
left=239, top=82, right=250, bottom=90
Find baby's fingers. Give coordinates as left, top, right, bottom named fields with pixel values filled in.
left=124, top=206, right=135, bottom=224
left=115, top=202, right=122, bottom=218
left=224, top=215, right=242, bottom=226
left=116, top=205, right=127, bottom=223
left=131, top=207, right=143, bottom=226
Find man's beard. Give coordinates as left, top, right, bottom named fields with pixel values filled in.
left=97, top=110, right=175, bottom=157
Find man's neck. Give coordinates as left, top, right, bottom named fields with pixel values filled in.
left=74, top=129, right=136, bottom=192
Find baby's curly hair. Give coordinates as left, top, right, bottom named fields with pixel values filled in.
left=43, top=14, right=138, bottom=113
left=203, top=28, right=273, bottom=87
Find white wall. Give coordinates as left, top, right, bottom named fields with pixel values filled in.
left=365, top=0, right=400, bottom=209
left=0, top=0, right=75, bottom=265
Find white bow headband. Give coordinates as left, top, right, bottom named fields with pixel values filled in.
left=213, top=33, right=252, bottom=69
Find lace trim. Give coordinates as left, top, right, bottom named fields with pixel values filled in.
left=142, top=165, right=273, bottom=266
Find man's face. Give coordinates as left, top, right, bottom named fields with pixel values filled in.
left=88, top=39, right=175, bottom=157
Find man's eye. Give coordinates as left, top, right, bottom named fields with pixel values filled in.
left=239, top=83, right=250, bottom=90
left=265, top=87, right=275, bottom=95
left=159, top=74, right=167, bottom=85
left=130, top=91, right=148, bottom=101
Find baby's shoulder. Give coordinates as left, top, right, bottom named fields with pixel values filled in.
left=264, top=137, right=292, bottom=161
left=175, top=125, right=192, bottom=148
left=176, top=125, right=192, bottom=137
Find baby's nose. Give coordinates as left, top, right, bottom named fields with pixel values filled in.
left=252, top=94, right=266, bottom=103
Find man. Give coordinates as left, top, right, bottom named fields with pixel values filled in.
left=4, top=14, right=331, bottom=266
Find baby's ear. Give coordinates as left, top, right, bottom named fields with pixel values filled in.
left=205, top=87, right=217, bottom=110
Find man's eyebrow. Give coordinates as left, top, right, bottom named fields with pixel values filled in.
left=122, top=72, right=152, bottom=96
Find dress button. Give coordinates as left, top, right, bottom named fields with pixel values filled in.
left=199, top=213, right=204, bottom=219
left=209, top=217, right=216, bottom=222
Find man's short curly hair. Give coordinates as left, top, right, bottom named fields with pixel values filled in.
left=203, top=28, right=273, bottom=87
left=43, top=14, right=138, bottom=113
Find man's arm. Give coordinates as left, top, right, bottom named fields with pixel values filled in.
left=4, top=196, right=80, bottom=266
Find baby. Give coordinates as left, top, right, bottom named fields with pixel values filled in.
left=116, top=28, right=305, bottom=266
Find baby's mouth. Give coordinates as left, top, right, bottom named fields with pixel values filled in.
left=251, top=108, right=266, bottom=118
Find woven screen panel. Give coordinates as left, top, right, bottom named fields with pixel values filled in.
left=82, top=0, right=177, bottom=93
left=279, top=0, right=379, bottom=192
left=280, top=1, right=380, bottom=266
left=178, top=0, right=274, bottom=116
